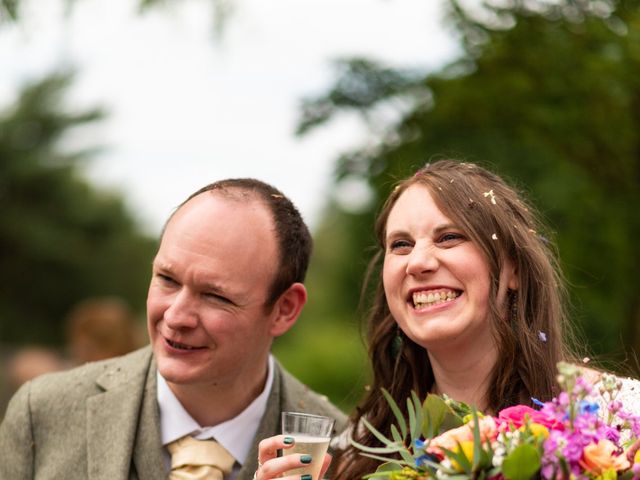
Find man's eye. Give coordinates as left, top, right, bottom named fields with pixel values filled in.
left=157, top=273, right=177, bottom=285
left=204, top=292, right=232, bottom=304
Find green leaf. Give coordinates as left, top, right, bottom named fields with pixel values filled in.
left=471, top=410, right=482, bottom=471
left=363, top=462, right=401, bottom=479
left=442, top=444, right=472, bottom=474
left=501, top=444, right=541, bottom=480
left=422, top=394, right=447, bottom=437
left=382, top=388, right=407, bottom=437
left=407, top=396, right=417, bottom=442
left=410, top=391, right=424, bottom=439
left=377, top=462, right=403, bottom=473
left=350, top=440, right=404, bottom=454
left=360, top=417, right=401, bottom=448
left=422, top=394, right=464, bottom=437
left=360, top=452, right=407, bottom=466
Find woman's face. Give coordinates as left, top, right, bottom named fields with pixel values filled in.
left=382, top=184, right=515, bottom=354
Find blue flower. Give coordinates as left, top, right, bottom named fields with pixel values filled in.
left=578, top=400, right=599, bottom=416
left=415, top=453, right=438, bottom=467
left=531, top=397, right=545, bottom=408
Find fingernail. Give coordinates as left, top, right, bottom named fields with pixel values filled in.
left=300, top=454, right=312, bottom=464
left=283, top=436, right=294, bottom=445
left=301, top=475, right=312, bottom=480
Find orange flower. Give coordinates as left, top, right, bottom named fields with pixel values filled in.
left=580, top=440, right=630, bottom=475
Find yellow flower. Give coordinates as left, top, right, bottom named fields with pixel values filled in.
left=519, top=422, right=549, bottom=440
left=451, top=440, right=476, bottom=472
left=634, top=449, right=640, bottom=464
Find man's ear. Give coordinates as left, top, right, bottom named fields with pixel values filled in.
left=268, top=283, right=307, bottom=337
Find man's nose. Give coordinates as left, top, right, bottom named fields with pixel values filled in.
left=164, top=289, right=199, bottom=329
left=405, top=243, right=439, bottom=276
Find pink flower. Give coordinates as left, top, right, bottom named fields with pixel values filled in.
left=497, top=405, right=564, bottom=431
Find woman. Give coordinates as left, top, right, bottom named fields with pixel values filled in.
left=256, top=160, right=583, bottom=479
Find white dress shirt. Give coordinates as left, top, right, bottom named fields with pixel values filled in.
left=157, top=355, right=275, bottom=479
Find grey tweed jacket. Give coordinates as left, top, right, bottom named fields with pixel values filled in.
left=0, top=346, right=346, bottom=480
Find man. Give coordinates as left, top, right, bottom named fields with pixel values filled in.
left=0, top=179, right=346, bottom=479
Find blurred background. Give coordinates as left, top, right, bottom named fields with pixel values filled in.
left=1, top=0, right=639, bottom=415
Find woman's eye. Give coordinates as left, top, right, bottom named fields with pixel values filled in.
left=438, top=232, right=465, bottom=244
left=389, top=239, right=413, bottom=252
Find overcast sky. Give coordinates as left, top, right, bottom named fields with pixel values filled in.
left=0, top=0, right=459, bottom=234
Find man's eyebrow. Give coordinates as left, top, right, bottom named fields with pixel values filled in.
left=152, top=261, right=173, bottom=272
left=201, top=282, right=227, bottom=293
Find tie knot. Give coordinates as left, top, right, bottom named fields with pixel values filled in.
left=168, top=436, right=235, bottom=479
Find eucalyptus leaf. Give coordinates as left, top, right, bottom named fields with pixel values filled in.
left=471, top=410, right=482, bottom=471
left=382, top=388, right=407, bottom=436
left=411, top=391, right=424, bottom=439
left=361, top=417, right=402, bottom=448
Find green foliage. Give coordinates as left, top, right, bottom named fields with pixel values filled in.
left=0, top=72, right=156, bottom=345
left=501, top=444, right=541, bottom=480
left=297, top=0, right=640, bottom=370
left=422, top=394, right=464, bottom=438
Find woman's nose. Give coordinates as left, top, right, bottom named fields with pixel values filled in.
left=405, top=243, right=439, bottom=276
left=164, top=289, right=199, bottom=329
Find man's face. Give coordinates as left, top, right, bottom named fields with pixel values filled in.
left=146, top=192, right=280, bottom=391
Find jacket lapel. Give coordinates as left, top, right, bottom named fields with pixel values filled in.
left=235, top=363, right=283, bottom=480
left=86, top=348, right=154, bottom=480
left=132, top=356, right=165, bottom=480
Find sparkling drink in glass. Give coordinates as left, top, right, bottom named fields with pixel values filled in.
left=281, top=412, right=335, bottom=479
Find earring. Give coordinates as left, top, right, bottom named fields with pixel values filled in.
left=391, top=326, right=404, bottom=358
left=509, top=289, right=518, bottom=323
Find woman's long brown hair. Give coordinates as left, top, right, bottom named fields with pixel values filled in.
left=333, top=160, right=580, bottom=479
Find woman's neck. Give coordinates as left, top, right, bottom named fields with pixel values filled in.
left=428, top=342, right=498, bottom=413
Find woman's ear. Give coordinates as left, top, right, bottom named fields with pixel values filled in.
left=505, top=259, right=519, bottom=291
left=497, top=259, right=519, bottom=303
left=268, top=283, right=307, bottom=337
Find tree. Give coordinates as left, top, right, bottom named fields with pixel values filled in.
left=297, top=0, right=640, bottom=370
left=0, top=72, right=157, bottom=345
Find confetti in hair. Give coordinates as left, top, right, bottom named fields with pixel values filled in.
left=483, top=189, right=497, bottom=205
left=538, top=331, right=548, bottom=343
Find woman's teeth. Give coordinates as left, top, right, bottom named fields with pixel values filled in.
left=412, top=290, right=460, bottom=308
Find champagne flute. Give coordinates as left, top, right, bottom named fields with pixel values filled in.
left=281, top=412, right=335, bottom=479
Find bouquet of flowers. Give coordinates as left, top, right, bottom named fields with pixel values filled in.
left=353, top=363, right=640, bottom=480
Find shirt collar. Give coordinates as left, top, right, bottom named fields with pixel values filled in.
left=157, top=355, right=275, bottom=465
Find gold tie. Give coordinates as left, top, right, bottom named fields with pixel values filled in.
left=167, top=436, right=236, bottom=480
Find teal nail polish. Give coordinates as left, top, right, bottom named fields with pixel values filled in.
left=283, top=436, right=294, bottom=445
left=300, top=454, right=312, bottom=464
left=301, top=475, right=312, bottom=480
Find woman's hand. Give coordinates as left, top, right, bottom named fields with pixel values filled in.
left=254, top=435, right=332, bottom=480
